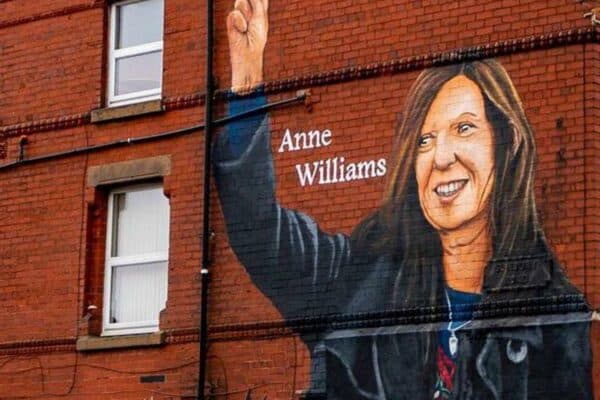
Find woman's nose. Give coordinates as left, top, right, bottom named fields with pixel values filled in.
left=433, top=133, right=457, bottom=170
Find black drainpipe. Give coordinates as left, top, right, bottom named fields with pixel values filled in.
left=198, top=0, right=214, bottom=397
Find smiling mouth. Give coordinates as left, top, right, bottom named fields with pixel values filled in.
left=434, top=179, right=468, bottom=198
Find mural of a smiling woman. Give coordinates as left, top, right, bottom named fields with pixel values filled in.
left=213, top=1, right=593, bottom=398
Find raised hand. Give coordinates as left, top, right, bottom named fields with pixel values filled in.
left=227, top=0, right=269, bottom=93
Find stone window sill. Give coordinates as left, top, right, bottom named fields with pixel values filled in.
left=91, top=99, right=163, bottom=123
left=76, top=331, right=165, bottom=351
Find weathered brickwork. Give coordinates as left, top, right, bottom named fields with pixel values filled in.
left=0, top=0, right=597, bottom=398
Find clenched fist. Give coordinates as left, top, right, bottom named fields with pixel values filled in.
left=227, top=0, right=269, bottom=93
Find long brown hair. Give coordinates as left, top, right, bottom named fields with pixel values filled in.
left=352, top=59, right=542, bottom=307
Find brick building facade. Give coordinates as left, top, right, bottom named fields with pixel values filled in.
left=0, top=0, right=598, bottom=399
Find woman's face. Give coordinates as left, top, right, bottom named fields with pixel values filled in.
left=415, top=75, right=495, bottom=232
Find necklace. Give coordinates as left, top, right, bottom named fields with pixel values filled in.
left=445, top=290, right=473, bottom=357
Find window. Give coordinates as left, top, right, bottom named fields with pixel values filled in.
left=108, top=0, right=164, bottom=107
left=103, top=184, right=170, bottom=335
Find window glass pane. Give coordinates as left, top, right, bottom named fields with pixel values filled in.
left=114, top=51, right=162, bottom=96
left=110, top=261, right=167, bottom=324
left=116, top=0, right=164, bottom=48
left=112, top=186, right=169, bottom=257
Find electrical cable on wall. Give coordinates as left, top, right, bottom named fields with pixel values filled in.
left=0, top=359, right=199, bottom=376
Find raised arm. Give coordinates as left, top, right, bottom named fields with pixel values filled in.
left=214, top=0, right=354, bottom=319
left=214, top=119, right=352, bottom=318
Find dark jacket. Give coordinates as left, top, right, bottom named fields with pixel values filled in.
left=213, top=117, right=593, bottom=399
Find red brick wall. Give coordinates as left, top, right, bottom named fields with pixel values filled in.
left=0, top=0, right=597, bottom=398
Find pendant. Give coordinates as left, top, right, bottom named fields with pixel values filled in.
left=449, top=333, right=458, bottom=357
left=506, top=340, right=528, bottom=364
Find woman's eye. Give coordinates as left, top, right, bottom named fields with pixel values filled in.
left=457, top=122, right=476, bottom=135
left=418, top=134, right=433, bottom=148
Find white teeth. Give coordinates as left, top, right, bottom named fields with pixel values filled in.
left=435, top=180, right=466, bottom=197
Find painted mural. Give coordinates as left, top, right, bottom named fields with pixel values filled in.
left=213, top=1, right=593, bottom=399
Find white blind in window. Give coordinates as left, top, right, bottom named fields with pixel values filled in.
left=110, top=261, right=167, bottom=324
left=112, top=187, right=169, bottom=257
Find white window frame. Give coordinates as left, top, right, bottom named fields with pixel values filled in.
left=102, top=183, right=169, bottom=336
left=107, top=0, right=164, bottom=107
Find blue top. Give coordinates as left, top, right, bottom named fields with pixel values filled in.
left=226, top=88, right=267, bottom=158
